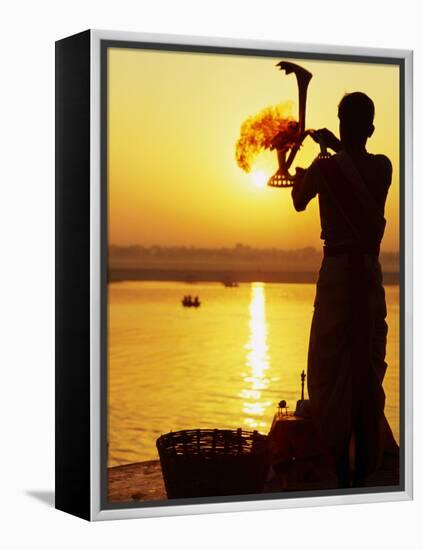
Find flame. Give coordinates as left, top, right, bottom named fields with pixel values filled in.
left=235, top=102, right=298, bottom=173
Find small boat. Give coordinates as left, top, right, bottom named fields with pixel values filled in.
left=181, top=296, right=201, bottom=308
left=223, top=281, right=239, bottom=288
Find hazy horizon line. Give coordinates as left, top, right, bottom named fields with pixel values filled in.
left=109, top=243, right=400, bottom=254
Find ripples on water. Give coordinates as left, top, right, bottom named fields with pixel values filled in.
left=108, top=282, right=399, bottom=466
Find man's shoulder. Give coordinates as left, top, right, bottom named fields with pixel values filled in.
left=373, top=154, right=392, bottom=171
left=371, top=154, right=393, bottom=186
left=303, top=157, right=327, bottom=184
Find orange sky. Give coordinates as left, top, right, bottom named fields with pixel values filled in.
left=107, top=47, right=400, bottom=251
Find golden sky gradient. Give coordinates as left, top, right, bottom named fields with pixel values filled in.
left=108, top=47, right=400, bottom=251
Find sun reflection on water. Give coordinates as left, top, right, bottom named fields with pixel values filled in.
left=241, top=282, right=272, bottom=429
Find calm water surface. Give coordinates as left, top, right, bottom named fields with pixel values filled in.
left=108, top=282, right=399, bottom=466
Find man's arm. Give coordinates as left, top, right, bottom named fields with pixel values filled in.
left=312, top=128, right=341, bottom=153
left=375, top=154, right=393, bottom=212
left=291, top=161, right=320, bottom=212
left=376, top=154, right=393, bottom=187
left=291, top=128, right=339, bottom=212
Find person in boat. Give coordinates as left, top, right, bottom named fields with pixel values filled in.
left=193, top=296, right=200, bottom=307
left=291, top=92, right=393, bottom=488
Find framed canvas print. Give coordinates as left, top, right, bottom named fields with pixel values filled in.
left=55, top=29, right=413, bottom=521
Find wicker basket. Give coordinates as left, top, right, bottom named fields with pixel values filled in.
left=156, top=428, right=270, bottom=499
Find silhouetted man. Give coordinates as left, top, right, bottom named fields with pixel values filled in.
left=292, top=92, right=393, bottom=488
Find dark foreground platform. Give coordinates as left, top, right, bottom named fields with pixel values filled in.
left=108, top=450, right=400, bottom=504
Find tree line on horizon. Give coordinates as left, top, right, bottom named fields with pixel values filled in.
left=109, top=243, right=399, bottom=266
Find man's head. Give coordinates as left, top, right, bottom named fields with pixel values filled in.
left=338, top=92, right=375, bottom=146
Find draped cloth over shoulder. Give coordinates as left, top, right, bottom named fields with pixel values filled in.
left=307, top=151, right=394, bottom=478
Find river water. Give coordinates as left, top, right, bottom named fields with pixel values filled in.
left=108, top=281, right=399, bottom=466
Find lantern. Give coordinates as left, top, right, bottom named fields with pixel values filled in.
left=267, top=62, right=329, bottom=188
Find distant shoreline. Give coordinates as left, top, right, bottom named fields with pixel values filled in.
left=109, top=268, right=400, bottom=285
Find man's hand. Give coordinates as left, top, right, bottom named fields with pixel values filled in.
left=311, top=128, right=341, bottom=152
left=294, top=167, right=307, bottom=181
